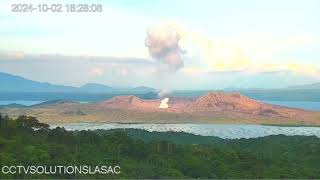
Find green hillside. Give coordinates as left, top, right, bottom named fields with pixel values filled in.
left=1, top=115, right=320, bottom=178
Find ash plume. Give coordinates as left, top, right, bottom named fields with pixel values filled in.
left=145, top=25, right=184, bottom=72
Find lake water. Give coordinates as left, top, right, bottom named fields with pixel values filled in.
left=1, top=100, right=320, bottom=111
left=0, top=100, right=90, bottom=106
left=0, top=100, right=44, bottom=106
left=49, top=123, right=320, bottom=139
left=263, top=100, right=320, bottom=111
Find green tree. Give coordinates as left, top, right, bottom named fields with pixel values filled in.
left=16, top=115, right=49, bottom=130
left=0, top=113, right=2, bottom=128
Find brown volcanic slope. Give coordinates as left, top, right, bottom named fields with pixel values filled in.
left=99, top=95, right=162, bottom=110
left=187, top=92, right=302, bottom=118
left=1, top=92, right=319, bottom=124
left=98, top=95, right=194, bottom=112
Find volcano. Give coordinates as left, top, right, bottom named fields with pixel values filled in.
left=2, top=92, right=318, bottom=124
left=98, top=92, right=307, bottom=119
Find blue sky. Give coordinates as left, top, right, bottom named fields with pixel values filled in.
left=0, top=0, right=319, bottom=89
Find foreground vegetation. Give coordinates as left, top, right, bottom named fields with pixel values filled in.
left=1, top=114, right=320, bottom=178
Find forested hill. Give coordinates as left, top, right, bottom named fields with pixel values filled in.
left=1, top=114, right=320, bottom=178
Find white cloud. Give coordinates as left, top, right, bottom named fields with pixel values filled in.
left=89, top=67, right=105, bottom=76
left=120, top=68, right=128, bottom=76
left=0, top=0, right=154, bottom=58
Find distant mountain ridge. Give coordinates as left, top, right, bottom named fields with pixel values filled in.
left=0, top=72, right=76, bottom=92
left=78, top=83, right=113, bottom=92
left=0, top=72, right=156, bottom=93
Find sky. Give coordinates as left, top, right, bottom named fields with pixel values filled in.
left=0, top=0, right=320, bottom=90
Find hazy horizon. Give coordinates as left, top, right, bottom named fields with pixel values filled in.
left=1, top=0, right=320, bottom=90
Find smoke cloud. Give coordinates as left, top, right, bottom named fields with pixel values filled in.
left=145, top=25, right=184, bottom=72
left=157, top=89, right=171, bottom=97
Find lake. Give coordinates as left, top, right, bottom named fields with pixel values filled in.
left=262, top=100, right=320, bottom=111
left=1, top=100, right=320, bottom=111
left=49, top=123, right=320, bottom=139
left=0, top=100, right=44, bottom=106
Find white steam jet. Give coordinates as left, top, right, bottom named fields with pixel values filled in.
left=159, top=98, right=169, bottom=109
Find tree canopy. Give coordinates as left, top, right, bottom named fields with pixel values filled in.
left=0, top=114, right=320, bottom=178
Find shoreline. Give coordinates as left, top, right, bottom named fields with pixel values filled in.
left=46, top=121, right=320, bottom=127
left=47, top=123, right=320, bottom=139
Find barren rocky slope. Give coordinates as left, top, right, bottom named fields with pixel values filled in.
left=1, top=92, right=319, bottom=124
left=98, top=92, right=309, bottom=119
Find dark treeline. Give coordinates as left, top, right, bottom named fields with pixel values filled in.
left=1, top=114, right=320, bottom=178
